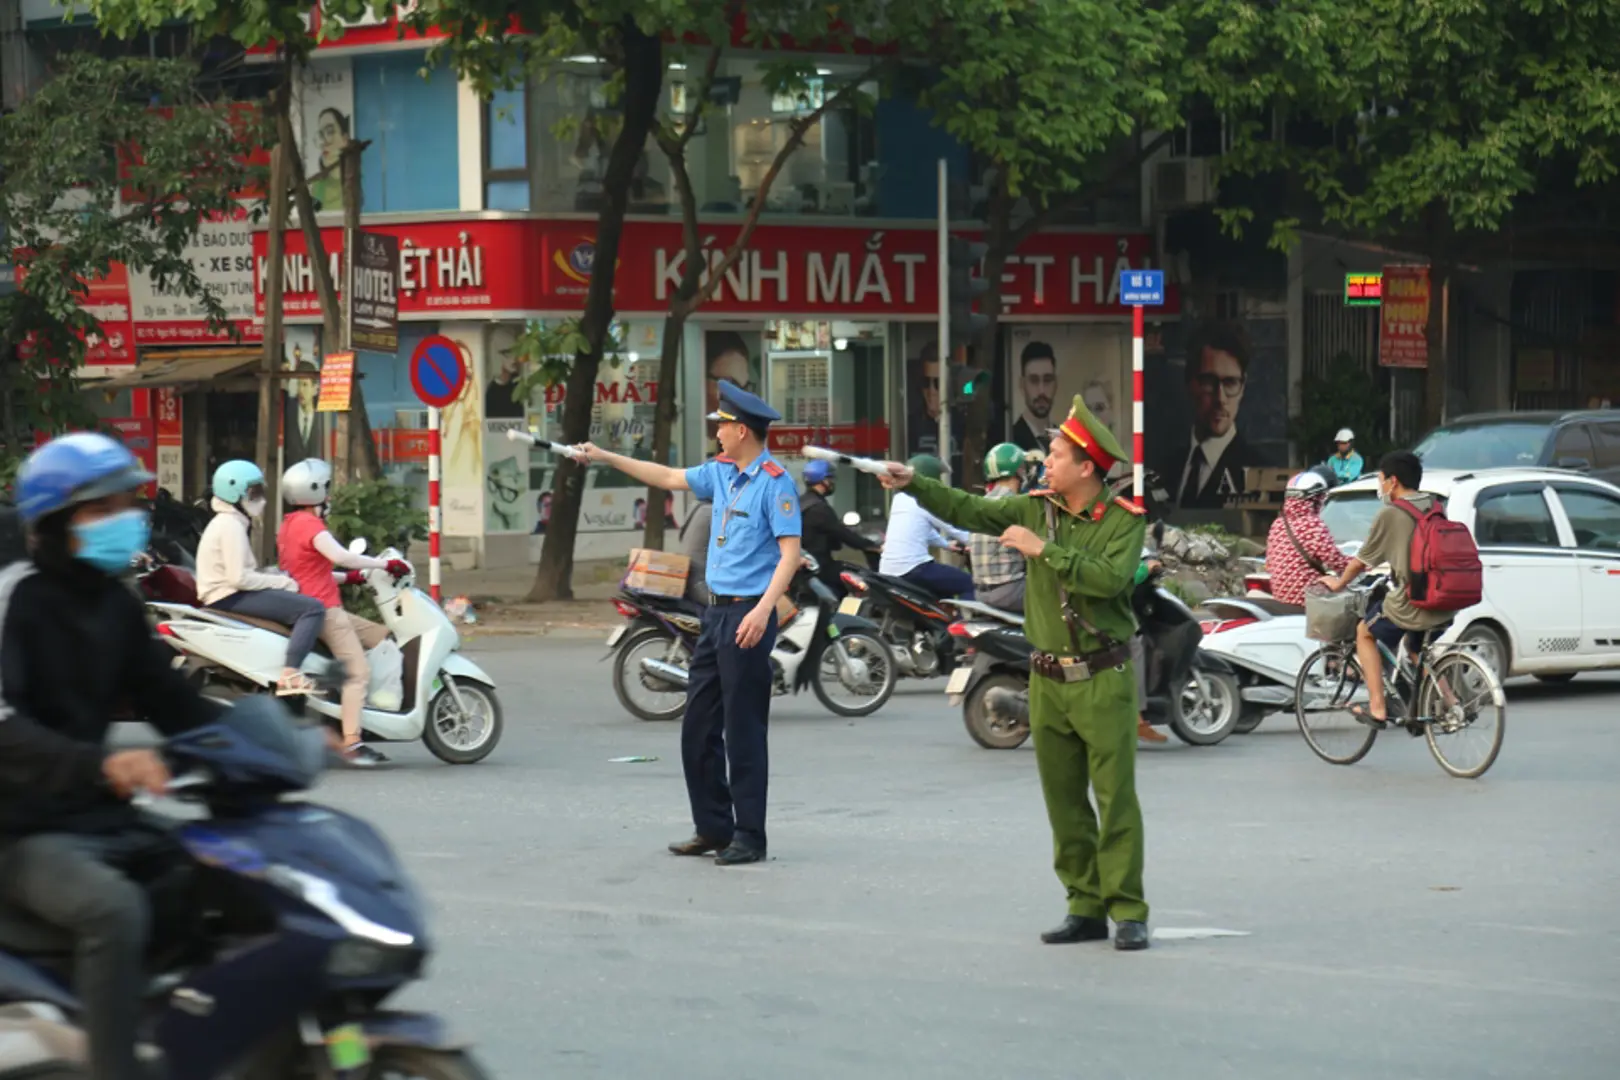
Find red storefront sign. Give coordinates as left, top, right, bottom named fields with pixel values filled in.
left=1379, top=264, right=1430, bottom=369
left=14, top=263, right=136, bottom=367
left=253, top=218, right=1171, bottom=322
left=768, top=422, right=890, bottom=457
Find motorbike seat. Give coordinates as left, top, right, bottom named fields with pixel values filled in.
left=1254, top=599, right=1304, bottom=617
left=871, top=572, right=942, bottom=603
left=208, top=613, right=335, bottom=659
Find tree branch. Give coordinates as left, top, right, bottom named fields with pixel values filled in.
left=692, top=57, right=892, bottom=310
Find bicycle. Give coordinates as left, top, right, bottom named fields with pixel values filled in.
left=1293, top=620, right=1506, bottom=779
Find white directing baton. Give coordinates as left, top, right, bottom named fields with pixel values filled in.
left=802, top=445, right=897, bottom=478
left=505, top=428, right=588, bottom=464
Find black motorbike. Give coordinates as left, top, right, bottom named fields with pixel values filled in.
left=606, top=555, right=895, bottom=721
left=834, top=515, right=975, bottom=684
left=949, top=566, right=1241, bottom=749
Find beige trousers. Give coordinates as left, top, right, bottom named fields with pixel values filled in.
left=322, top=608, right=390, bottom=739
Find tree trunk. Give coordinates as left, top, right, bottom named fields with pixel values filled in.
left=254, top=110, right=291, bottom=567
left=641, top=133, right=704, bottom=552
left=284, top=111, right=381, bottom=481
left=527, top=23, right=663, bottom=602
left=1422, top=202, right=1452, bottom=431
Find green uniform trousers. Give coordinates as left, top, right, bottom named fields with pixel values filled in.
left=1028, top=661, right=1148, bottom=923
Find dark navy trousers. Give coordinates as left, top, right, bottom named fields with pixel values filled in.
left=683, top=603, right=778, bottom=851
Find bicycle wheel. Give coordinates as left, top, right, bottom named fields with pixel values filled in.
left=1419, top=650, right=1506, bottom=779
left=1294, top=646, right=1379, bottom=765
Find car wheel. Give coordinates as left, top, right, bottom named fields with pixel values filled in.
left=1458, top=624, right=1509, bottom=683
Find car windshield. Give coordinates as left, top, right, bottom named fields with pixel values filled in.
left=1320, top=491, right=1383, bottom=547
left=1413, top=422, right=1550, bottom=469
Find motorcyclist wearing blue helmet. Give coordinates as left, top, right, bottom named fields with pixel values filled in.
left=0, top=431, right=223, bottom=1080
left=194, top=459, right=325, bottom=696
left=798, top=458, right=878, bottom=597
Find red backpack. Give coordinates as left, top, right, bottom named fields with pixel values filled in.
left=1394, top=498, right=1483, bottom=611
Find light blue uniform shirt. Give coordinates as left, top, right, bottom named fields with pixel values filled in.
left=1328, top=451, right=1364, bottom=484
left=685, top=451, right=802, bottom=597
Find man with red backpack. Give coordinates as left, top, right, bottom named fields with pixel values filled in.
left=1317, top=449, right=1483, bottom=727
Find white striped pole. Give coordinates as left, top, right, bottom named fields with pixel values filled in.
left=428, top=405, right=442, bottom=604
left=1132, top=304, right=1145, bottom=510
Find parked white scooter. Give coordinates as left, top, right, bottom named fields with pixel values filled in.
left=148, top=540, right=503, bottom=763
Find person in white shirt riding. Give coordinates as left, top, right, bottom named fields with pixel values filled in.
left=877, top=454, right=974, bottom=599
left=194, top=460, right=325, bottom=695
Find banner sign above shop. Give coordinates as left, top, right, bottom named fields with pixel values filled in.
left=253, top=218, right=1173, bottom=322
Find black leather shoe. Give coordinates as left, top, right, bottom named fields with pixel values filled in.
left=1114, top=920, right=1151, bottom=951
left=1040, top=915, right=1110, bottom=944
left=668, top=836, right=728, bottom=856
left=713, top=844, right=765, bottom=866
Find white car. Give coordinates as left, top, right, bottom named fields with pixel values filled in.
left=1319, top=467, right=1620, bottom=682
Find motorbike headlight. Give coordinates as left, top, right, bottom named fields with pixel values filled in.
left=264, top=865, right=415, bottom=947
left=326, top=939, right=425, bottom=979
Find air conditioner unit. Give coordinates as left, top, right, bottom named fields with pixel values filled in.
left=1153, top=158, right=1218, bottom=213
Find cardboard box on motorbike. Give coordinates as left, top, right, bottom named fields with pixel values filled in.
left=624, top=549, right=690, bottom=598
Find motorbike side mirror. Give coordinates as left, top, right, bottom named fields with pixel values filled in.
left=348, top=538, right=368, bottom=555
left=842, top=511, right=861, bottom=527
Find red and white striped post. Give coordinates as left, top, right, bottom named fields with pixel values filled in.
left=427, top=406, right=442, bottom=604
left=1132, top=303, right=1145, bottom=510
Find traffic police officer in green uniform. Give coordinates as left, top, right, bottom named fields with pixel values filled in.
left=579, top=381, right=801, bottom=866
left=881, top=395, right=1151, bottom=949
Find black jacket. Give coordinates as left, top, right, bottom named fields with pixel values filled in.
left=799, top=489, right=875, bottom=570
left=0, top=555, right=221, bottom=838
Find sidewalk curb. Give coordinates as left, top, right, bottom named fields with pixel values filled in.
left=462, top=624, right=617, bottom=642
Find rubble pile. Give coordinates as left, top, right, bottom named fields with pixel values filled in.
left=1150, top=525, right=1263, bottom=605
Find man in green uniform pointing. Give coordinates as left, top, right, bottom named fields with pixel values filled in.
left=880, top=395, right=1151, bottom=950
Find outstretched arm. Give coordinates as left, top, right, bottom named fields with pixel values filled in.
left=580, top=443, right=689, bottom=491
left=888, top=472, right=1024, bottom=535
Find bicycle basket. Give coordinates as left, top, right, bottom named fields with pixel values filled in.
left=1305, top=586, right=1363, bottom=643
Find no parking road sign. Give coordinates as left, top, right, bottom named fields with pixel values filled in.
left=410, top=335, right=467, bottom=409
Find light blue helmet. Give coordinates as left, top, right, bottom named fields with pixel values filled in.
left=15, top=432, right=153, bottom=524
left=212, top=460, right=265, bottom=504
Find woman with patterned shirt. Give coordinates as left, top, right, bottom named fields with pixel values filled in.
left=1265, top=470, right=1349, bottom=606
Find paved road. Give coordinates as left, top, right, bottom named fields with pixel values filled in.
left=311, top=639, right=1618, bottom=1079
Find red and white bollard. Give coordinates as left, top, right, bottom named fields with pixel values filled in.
left=427, top=405, right=442, bottom=604
left=1132, top=303, right=1145, bottom=510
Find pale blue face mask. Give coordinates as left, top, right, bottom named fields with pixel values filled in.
left=71, top=509, right=150, bottom=573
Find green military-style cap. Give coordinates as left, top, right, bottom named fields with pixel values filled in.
left=1049, top=394, right=1127, bottom=471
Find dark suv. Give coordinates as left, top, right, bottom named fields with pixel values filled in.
left=1412, top=410, right=1620, bottom=485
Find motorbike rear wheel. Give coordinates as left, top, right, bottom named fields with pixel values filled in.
left=963, top=672, right=1031, bottom=750
left=612, top=627, right=689, bottom=722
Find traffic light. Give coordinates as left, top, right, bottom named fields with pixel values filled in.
left=950, top=363, right=988, bottom=400
left=948, top=235, right=990, bottom=349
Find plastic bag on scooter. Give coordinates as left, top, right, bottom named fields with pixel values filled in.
left=366, top=639, right=405, bottom=711
left=1305, top=586, right=1362, bottom=643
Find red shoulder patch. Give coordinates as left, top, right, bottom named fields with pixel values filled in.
left=761, top=460, right=786, bottom=477
left=1113, top=496, right=1146, bottom=516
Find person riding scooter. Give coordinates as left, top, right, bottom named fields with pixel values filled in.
left=878, top=454, right=974, bottom=600
left=1327, top=428, right=1363, bottom=483
left=799, top=459, right=879, bottom=597
left=970, top=443, right=1030, bottom=612
left=1265, top=468, right=1349, bottom=606
left=0, top=431, right=224, bottom=1080
left=195, top=460, right=325, bottom=695
left=276, top=458, right=410, bottom=768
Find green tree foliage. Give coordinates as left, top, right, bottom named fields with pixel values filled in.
left=0, top=54, right=263, bottom=465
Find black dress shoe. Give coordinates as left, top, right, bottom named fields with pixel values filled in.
left=668, top=836, right=729, bottom=856
left=1040, top=915, right=1110, bottom=944
left=713, top=843, right=765, bottom=866
left=1114, top=920, right=1151, bottom=951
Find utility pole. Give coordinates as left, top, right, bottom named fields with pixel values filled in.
left=334, top=142, right=361, bottom=483
left=936, top=157, right=950, bottom=466
left=254, top=132, right=290, bottom=566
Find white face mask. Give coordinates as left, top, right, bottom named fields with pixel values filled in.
left=1378, top=481, right=1394, bottom=506
left=244, top=497, right=267, bottom=519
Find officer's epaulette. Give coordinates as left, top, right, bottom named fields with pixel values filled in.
left=1112, top=496, right=1146, bottom=515
left=761, top=460, right=787, bottom=478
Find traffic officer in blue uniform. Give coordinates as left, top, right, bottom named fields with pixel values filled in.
left=579, top=380, right=802, bottom=865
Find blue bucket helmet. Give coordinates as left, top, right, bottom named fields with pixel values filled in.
left=16, top=432, right=153, bottom=525
left=212, top=460, right=265, bottom=505
left=803, top=460, right=833, bottom=486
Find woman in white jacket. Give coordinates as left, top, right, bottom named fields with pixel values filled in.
left=194, top=460, right=325, bottom=695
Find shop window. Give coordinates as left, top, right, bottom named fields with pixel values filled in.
left=485, top=85, right=529, bottom=211
left=353, top=52, right=460, bottom=212
left=530, top=65, right=672, bottom=214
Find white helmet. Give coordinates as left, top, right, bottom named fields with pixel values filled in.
left=1285, top=470, right=1330, bottom=501
left=1334, top=428, right=1355, bottom=443
left=282, top=458, right=333, bottom=507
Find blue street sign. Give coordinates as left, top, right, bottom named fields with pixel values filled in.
left=1120, top=269, right=1164, bottom=306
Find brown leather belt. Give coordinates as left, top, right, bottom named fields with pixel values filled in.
left=1030, top=643, right=1132, bottom=683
